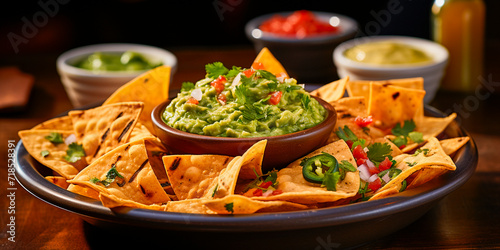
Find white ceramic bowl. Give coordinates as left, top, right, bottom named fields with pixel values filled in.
left=57, top=43, right=177, bottom=107
left=333, top=36, right=448, bottom=103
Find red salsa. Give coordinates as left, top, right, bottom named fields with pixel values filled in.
left=259, top=10, right=339, bottom=38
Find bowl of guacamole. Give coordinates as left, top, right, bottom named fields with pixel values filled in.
left=152, top=62, right=337, bottom=171
left=57, top=43, right=177, bottom=107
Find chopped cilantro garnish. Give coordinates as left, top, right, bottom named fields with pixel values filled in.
left=90, top=164, right=125, bottom=187
left=40, top=150, right=50, bottom=157
left=390, top=120, right=424, bottom=147
left=45, top=132, right=64, bottom=144
left=63, top=142, right=85, bottom=163
left=406, top=162, right=417, bottom=167
left=181, top=82, right=195, bottom=92
left=212, top=183, right=219, bottom=197
left=413, top=148, right=430, bottom=156
left=205, top=62, right=228, bottom=79
left=301, top=93, right=310, bottom=109
left=366, top=142, right=393, bottom=164
left=224, top=202, right=234, bottom=214
left=336, top=126, right=366, bottom=149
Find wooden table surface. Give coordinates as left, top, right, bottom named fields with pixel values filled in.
left=1, top=46, right=500, bottom=249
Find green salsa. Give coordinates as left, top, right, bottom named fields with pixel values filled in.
left=74, top=51, right=162, bottom=72
left=344, top=42, right=433, bottom=65
left=162, top=62, right=327, bottom=138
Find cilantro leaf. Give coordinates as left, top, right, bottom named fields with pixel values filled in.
left=226, top=66, right=241, bottom=78
left=45, top=132, right=64, bottom=144
left=181, top=82, right=195, bottom=92
left=205, top=62, right=228, bottom=79
left=63, top=142, right=86, bottom=163
left=339, top=160, right=357, bottom=172
left=301, top=93, right=310, bottom=109
left=366, top=142, right=392, bottom=164
left=41, top=150, right=50, bottom=158
left=408, top=131, right=424, bottom=143
left=391, top=120, right=416, bottom=137
left=224, top=202, right=234, bottom=214
left=336, top=125, right=358, bottom=142
left=322, top=171, right=340, bottom=191
left=90, top=165, right=125, bottom=187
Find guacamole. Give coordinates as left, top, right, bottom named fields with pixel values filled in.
left=74, top=51, right=162, bottom=72
left=344, top=42, right=433, bottom=65
left=162, top=62, right=327, bottom=138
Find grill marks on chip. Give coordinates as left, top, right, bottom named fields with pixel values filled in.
left=69, top=102, right=143, bottom=164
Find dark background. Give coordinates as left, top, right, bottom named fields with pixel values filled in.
left=1, top=0, right=498, bottom=56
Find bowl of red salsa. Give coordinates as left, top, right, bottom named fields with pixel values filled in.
left=245, top=10, right=358, bottom=83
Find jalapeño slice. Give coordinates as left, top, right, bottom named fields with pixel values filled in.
left=301, top=152, right=339, bottom=184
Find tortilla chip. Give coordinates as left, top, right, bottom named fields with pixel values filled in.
left=368, top=83, right=426, bottom=129
left=67, top=184, right=100, bottom=200
left=103, top=65, right=171, bottom=133
left=128, top=122, right=156, bottom=143
left=31, top=116, right=74, bottom=131
left=440, top=136, right=470, bottom=155
left=165, top=199, right=216, bottom=214
left=373, top=137, right=456, bottom=196
left=253, top=140, right=359, bottom=204
left=310, top=77, right=348, bottom=103
left=202, top=195, right=309, bottom=214
left=415, top=113, right=458, bottom=140
left=98, top=192, right=168, bottom=211
left=252, top=47, right=289, bottom=78
left=69, top=102, right=143, bottom=163
left=45, top=176, right=69, bottom=189
left=347, top=77, right=424, bottom=98
left=329, top=97, right=385, bottom=144
left=18, top=129, right=85, bottom=179
left=68, top=139, right=170, bottom=206
left=163, top=154, right=233, bottom=200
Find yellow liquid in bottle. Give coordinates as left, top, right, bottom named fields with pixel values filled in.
left=432, top=0, right=485, bottom=92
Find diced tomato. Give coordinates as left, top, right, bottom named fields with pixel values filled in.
left=251, top=62, right=265, bottom=70
left=367, top=162, right=379, bottom=175
left=259, top=10, right=339, bottom=38
left=354, top=116, right=373, bottom=127
left=368, top=178, right=382, bottom=192
left=379, top=157, right=392, bottom=172
left=399, top=144, right=406, bottom=150
left=357, top=158, right=367, bottom=166
left=345, top=140, right=354, bottom=149
left=253, top=189, right=263, bottom=197
left=259, top=181, right=273, bottom=189
left=272, top=190, right=283, bottom=196
left=210, top=75, right=226, bottom=94
left=352, top=145, right=368, bottom=161
left=242, top=69, right=255, bottom=78
left=217, top=93, right=227, bottom=106
left=268, top=91, right=282, bottom=105
left=186, top=97, right=199, bottom=105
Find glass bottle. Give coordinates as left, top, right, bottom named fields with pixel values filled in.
left=432, top=0, right=485, bottom=92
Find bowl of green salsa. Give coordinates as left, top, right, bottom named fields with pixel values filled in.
left=152, top=62, right=337, bottom=171
left=57, top=43, right=177, bottom=107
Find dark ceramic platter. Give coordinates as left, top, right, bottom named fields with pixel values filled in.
left=14, top=105, right=477, bottom=249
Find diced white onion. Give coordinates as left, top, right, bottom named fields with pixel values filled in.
left=262, top=189, right=274, bottom=197
left=191, top=88, right=203, bottom=101
left=358, top=163, right=371, bottom=182
left=363, top=147, right=369, bottom=153
left=381, top=172, right=391, bottom=183
left=65, top=134, right=76, bottom=145
left=368, top=174, right=379, bottom=183
left=366, top=159, right=376, bottom=170
left=231, top=73, right=242, bottom=86
left=277, top=75, right=286, bottom=83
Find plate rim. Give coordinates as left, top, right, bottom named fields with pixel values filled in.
left=14, top=105, right=478, bottom=233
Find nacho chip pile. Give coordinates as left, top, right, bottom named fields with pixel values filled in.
left=19, top=49, right=470, bottom=215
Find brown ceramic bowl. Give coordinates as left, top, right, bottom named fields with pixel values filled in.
left=151, top=96, right=337, bottom=172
